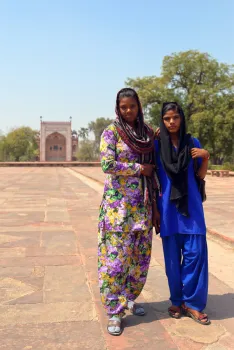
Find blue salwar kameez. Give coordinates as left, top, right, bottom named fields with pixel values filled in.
left=155, top=138, right=208, bottom=312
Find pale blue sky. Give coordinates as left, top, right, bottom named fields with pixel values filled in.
left=0, top=0, right=233, bottom=133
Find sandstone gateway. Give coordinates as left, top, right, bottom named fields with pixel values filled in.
left=39, top=118, right=78, bottom=162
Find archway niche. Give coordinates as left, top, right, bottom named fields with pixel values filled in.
left=45, top=132, right=66, bottom=161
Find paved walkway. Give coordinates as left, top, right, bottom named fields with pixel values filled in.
left=0, top=168, right=234, bottom=349
left=72, top=167, right=234, bottom=241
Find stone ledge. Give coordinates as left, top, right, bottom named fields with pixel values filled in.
left=207, top=227, right=234, bottom=247
left=0, top=162, right=101, bottom=167
left=207, top=170, right=234, bottom=177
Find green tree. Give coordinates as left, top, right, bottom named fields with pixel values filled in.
left=88, top=117, right=113, bottom=155
left=0, top=133, right=7, bottom=162
left=190, top=99, right=234, bottom=164
left=76, top=140, right=96, bottom=161
left=126, top=76, right=180, bottom=127
left=2, top=127, right=39, bottom=161
left=78, top=127, right=89, bottom=140
left=126, top=50, right=234, bottom=164
left=161, top=50, right=234, bottom=120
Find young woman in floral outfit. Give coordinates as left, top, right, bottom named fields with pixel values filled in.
left=98, top=88, right=160, bottom=335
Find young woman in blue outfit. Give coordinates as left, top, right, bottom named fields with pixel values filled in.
left=155, top=102, right=210, bottom=325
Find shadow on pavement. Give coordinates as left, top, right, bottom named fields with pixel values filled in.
left=124, top=293, right=234, bottom=328
left=207, top=293, right=234, bottom=320
left=124, top=301, right=170, bottom=328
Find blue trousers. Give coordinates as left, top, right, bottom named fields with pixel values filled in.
left=162, top=234, right=208, bottom=312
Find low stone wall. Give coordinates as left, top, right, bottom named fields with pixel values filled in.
left=207, top=169, right=234, bottom=177
left=0, top=162, right=101, bottom=167
left=0, top=163, right=233, bottom=176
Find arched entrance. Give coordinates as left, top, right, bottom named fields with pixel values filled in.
left=45, top=132, right=66, bottom=161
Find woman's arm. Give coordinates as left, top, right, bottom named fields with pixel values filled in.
left=100, top=126, right=141, bottom=176
left=191, top=140, right=210, bottom=179
left=197, top=156, right=209, bottom=179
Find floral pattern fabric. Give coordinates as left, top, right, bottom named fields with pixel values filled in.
left=98, top=124, right=153, bottom=315
left=98, top=124, right=152, bottom=234
left=98, top=229, right=152, bottom=315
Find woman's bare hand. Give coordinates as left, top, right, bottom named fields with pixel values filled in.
left=191, top=148, right=209, bottom=160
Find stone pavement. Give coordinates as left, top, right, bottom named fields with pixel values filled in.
left=72, top=167, right=234, bottom=242
left=0, top=168, right=234, bottom=349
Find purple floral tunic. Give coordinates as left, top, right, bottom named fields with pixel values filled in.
left=98, top=124, right=152, bottom=234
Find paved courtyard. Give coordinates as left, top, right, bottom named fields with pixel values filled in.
left=72, top=167, right=234, bottom=241
left=0, top=167, right=233, bottom=349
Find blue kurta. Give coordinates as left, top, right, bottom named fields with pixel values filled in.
left=154, top=138, right=206, bottom=237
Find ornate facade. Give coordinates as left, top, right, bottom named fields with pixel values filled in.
left=39, top=121, right=78, bottom=161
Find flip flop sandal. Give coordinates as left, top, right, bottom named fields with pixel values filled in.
left=183, top=308, right=211, bottom=325
left=107, top=318, right=123, bottom=336
left=168, top=306, right=182, bottom=319
left=129, top=303, right=146, bottom=316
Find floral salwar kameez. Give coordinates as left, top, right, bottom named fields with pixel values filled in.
left=98, top=124, right=153, bottom=316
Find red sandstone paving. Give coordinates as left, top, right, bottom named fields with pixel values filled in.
left=72, top=167, right=234, bottom=241
left=64, top=168, right=234, bottom=349
left=0, top=167, right=233, bottom=349
left=0, top=168, right=105, bottom=350
left=0, top=322, right=105, bottom=350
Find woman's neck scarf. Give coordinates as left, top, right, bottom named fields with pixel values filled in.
left=114, top=100, right=160, bottom=206
left=159, top=103, right=191, bottom=217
